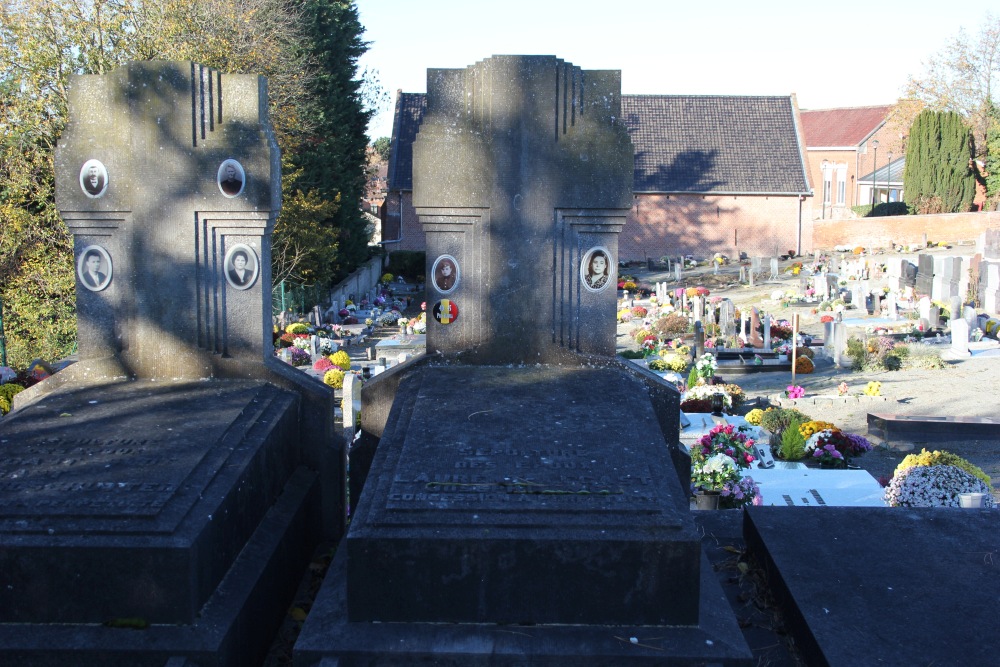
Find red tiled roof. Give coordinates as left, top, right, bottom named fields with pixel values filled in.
left=800, top=106, right=891, bottom=147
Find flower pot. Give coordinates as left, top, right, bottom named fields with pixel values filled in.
left=694, top=491, right=721, bottom=510
left=959, top=492, right=988, bottom=508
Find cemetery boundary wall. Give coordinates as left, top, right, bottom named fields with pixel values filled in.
left=813, top=211, right=1000, bottom=250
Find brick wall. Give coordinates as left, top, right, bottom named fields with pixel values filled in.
left=388, top=190, right=814, bottom=261
left=621, top=193, right=811, bottom=262
left=813, top=211, right=1000, bottom=249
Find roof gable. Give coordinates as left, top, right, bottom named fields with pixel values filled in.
left=389, top=93, right=810, bottom=195
left=623, top=95, right=809, bottom=194
left=800, top=105, right=891, bottom=147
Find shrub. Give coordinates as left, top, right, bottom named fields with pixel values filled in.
left=0, top=382, right=25, bottom=409
left=884, top=465, right=995, bottom=507
left=386, top=250, right=426, bottom=281
left=846, top=335, right=904, bottom=371
left=760, top=407, right=812, bottom=435
left=898, top=344, right=945, bottom=370
left=329, top=350, right=352, bottom=371
left=895, top=449, right=991, bottom=486
left=779, top=418, right=806, bottom=460
left=794, top=355, right=814, bottom=373
left=653, top=313, right=690, bottom=337
left=686, top=367, right=699, bottom=389
left=619, top=350, right=644, bottom=360
left=323, top=370, right=345, bottom=389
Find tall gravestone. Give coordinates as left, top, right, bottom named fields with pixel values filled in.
left=298, top=56, right=750, bottom=666
left=0, top=62, right=340, bottom=666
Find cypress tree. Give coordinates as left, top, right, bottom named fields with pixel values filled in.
left=287, top=0, right=374, bottom=285
left=903, top=110, right=976, bottom=213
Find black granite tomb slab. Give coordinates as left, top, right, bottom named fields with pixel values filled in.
left=0, top=380, right=300, bottom=623
left=0, top=379, right=319, bottom=666
left=745, top=506, right=1000, bottom=666
left=868, top=412, right=1000, bottom=441
left=295, top=542, right=752, bottom=667
left=346, top=365, right=699, bottom=627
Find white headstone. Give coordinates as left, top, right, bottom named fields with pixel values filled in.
left=918, top=296, right=931, bottom=321
left=342, top=372, right=363, bottom=432
left=769, top=257, right=779, bottom=279
left=886, top=292, right=898, bottom=320
left=674, top=265, right=682, bottom=281
left=851, top=284, right=864, bottom=311
left=949, top=319, right=972, bottom=358
left=963, top=305, right=977, bottom=328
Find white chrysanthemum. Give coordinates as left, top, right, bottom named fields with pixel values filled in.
left=884, top=465, right=995, bottom=508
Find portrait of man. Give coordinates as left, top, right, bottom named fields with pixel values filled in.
left=217, top=159, right=245, bottom=197
left=76, top=245, right=112, bottom=292
left=432, top=255, right=459, bottom=293
left=79, top=159, right=108, bottom=198
left=581, top=247, right=612, bottom=292
left=224, top=244, right=258, bottom=290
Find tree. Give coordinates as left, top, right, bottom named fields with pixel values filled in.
left=903, top=110, right=977, bottom=214
left=372, top=136, right=391, bottom=161
left=281, top=0, right=374, bottom=286
left=905, top=12, right=1000, bottom=158
left=985, top=102, right=1000, bottom=209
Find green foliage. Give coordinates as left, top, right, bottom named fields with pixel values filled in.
left=618, top=350, right=644, bottom=360
left=686, top=367, right=699, bottom=389
left=845, top=336, right=905, bottom=371
left=372, top=137, right=391, bottom=161
left=985, top=102, right=1000, bottom=207
left=0, top=383, right=25, bottom=414
left=903, top=110, right=976, bottom=214
left=897, top=343, right=945, bottom=370
left=386, top=250, right=426, bottom=281
left=851, top=202, right=911, bottom=217
left=779, top=418, right=807, bottom=460
left=759, top=407, right=813, bottom=435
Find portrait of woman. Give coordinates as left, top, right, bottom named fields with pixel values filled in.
left=217, top=159, right=246, bottom=197
left=432, top=255, right=460, bottom=293
left=224, top=244, right=259, bottom=290
left=581, top=247, right=612, bottom=292
left=79, top=159, right=109, bottom=198
left=76, top=245, right=113, bottom=291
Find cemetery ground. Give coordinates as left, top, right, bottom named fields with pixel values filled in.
left=258, top=252, right=1000, bottom=666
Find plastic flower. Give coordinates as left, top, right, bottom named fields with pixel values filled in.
left=785, top=385, right=805, bottom=399
left=837, top=382, right=849, bottom=396
left=864, top=381, right=882, bottom=396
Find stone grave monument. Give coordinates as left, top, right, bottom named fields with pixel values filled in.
left=295, top=55, right=751, bottom=665
left=0, top=62, right=341, bottom=666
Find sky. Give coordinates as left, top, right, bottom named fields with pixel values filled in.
left=357, top=0, right=997, bottom=141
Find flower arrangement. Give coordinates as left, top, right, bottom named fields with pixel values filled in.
left=323, top=369, right=346, bottom=389
left=744, top=408, right=765, bottom=426
left=292, top=337, right=312, bottom=351
left=863, top=381, right=882, bottom=396
left=693, top=423, right=756, bottom=469
left=894, top=448, right=991, bottom=486
left=803, top=430, right=852, bottom=467
left=719, top=476, right=763, bottom=508
left=820, top=315, right=834, bottom=323
left=650, top=354, right=688, bottom=373
left=376, top=311, right=401, bottom=326
left=692, top=453, right=740, bottom=491
left=653, top=314, right=689, bottom=337
left=640, top=335, right=659, bottom=356
left=380, top=272, right=394, bottom=284
left=798, top=419, right=837, bottom=439
left=631, top=305, right=648, bottom=317
left=617, top=309, right=633, bottom=323
left=313, top=357, right=335, bottom=372
left=972, top=327, right=984, bottom=341
left=837, top=382, right=849, bottom=396
left=288, top=346, right=311, bottom=367
left=329, top=350, right=352, bottom=371
left=794, top=355, right=814, bottom=373
left=683, top=384, right=733, bottom=411
left=285, top=322, right=310, bottom=334
left=694, top=353, right=717, bottom=381
left=884, top=465, right=995, bottom=507
left=769, top=322, right=794, bottom=340
left=618, top=280, right=638, bottom=291
left=667, top=339, right=691, bottom=355
left=685, top=286, right=710, bottom=298
left=785, top=385, right=805, bottom=399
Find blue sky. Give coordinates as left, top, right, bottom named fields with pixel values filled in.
left=357, top=0, right=997, bottom=140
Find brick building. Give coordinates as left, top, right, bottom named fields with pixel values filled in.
left=799, top=105, right=905, bottom=219
left=383, top=90, right=813, bottom=261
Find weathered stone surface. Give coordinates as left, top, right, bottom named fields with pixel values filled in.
left=413, top=55, right=634, bottom=363
left=746, top=507, right=1000, bottom=666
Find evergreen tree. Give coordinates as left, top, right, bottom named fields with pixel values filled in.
left=903, top=110, right=976, bottom=214
left=985, top=103, right=1000, bottom=210
left=281, top=0, right=374, bottom=286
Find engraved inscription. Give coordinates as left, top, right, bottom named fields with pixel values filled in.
left=387, top=442, right=661, bottom=511
left=0, top=437, right=187, bottom=519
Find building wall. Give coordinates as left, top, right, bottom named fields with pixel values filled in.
left=388, top=190, right=813, bottom=261
left=621, top=193, right=812, bottom=262
left=813, top=211, right=1000, bottom=249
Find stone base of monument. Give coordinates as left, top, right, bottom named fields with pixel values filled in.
left=296, top=365, right=752, bottom=665
left=745, top=507, right=1000, bottom=665
left=868, top=413, right=1000, bottom=441
left=0, top=379, right=320, bottom=666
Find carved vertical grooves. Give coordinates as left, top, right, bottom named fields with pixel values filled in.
left=562, top=61, right=568, bottom=136
left=195, top=213, right=204, bottom=348
left=215, top=70, right=223, bottom=125
left=207, top=68, right=215, bottom=133
left=190, top=63, right=198, bottom=147
left=554, top=63, right=560, bottom=142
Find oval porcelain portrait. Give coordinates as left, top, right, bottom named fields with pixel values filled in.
left=218, top=159, right=246, bottom=198
left=224, top=244, right=259, bottom=290
left=76, top=245, right=113, bottom=292
left=581, top=246, right=612, bottom=292
left=79, top=159, right=109, bottom=198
